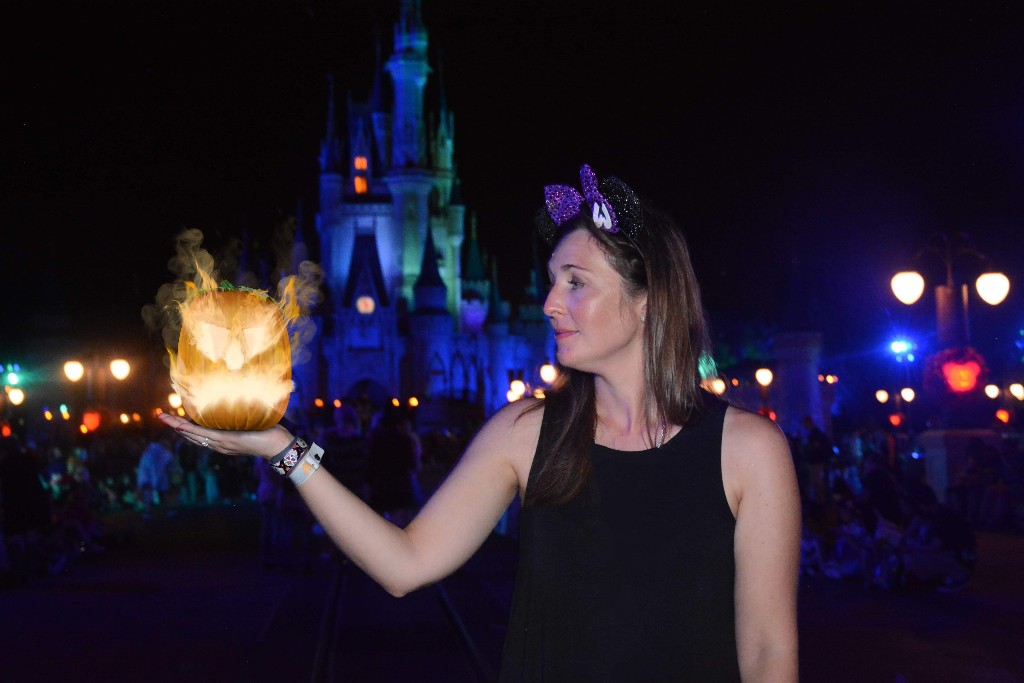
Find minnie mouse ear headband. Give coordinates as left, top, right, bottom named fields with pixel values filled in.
left=536, top=163, right=645, bottom=251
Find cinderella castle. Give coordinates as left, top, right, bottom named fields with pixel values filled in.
left=289, top=0, right=553, bottom=428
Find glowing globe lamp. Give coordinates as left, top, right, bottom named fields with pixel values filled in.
left=975, top=272, right=1010, bottom=305
left=891, top=271, right=925, bottom=305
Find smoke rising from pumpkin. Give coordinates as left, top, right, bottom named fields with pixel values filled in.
left=142, top=224, right=324, bottom=368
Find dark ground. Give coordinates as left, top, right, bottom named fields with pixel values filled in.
left=1, top=501, right=1021, bottom=683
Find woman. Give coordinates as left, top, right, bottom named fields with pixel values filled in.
left=159, top=163, right=800, bottom=681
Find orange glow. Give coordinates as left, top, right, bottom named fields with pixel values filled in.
left=82, top=411, right=101, bottom=432
left=314, top=398, right=325, bottom=408
left=354, top=156, right=368, bottom=171
left=1, top=424, right=10, bottom=438
left=43, top=409, right=53, bottom=421
left=170, top=288, right=294, bottom=430
left=391, top=397, right=400, bottom=407
left=889, top=413, right=903, bottom=427
left=995, top=409, right=1011, bottom=424
left=333, top=399, right=342, bottom=408
left=356, top=296, right=376, bottom=314
left=79, top=424, right=88, bottom=434
left=408, top=397, right=419, bottom=408
left=354, top=176, right=368, bottom=194
left=941, top=360, right=982, bottom=393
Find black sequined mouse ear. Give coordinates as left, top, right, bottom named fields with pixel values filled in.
left=535, top=206, right=560, bottom=244
left=600, top=177, right=644, bottom=243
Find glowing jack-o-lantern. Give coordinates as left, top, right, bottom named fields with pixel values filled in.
left=170, top=289, right=292, bottom=430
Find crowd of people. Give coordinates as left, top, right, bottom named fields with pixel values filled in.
left=3, top=404, right=1020, bottom=595
left=0, top=403, right=475, bottom=589
left=790, top=417, right=1023, bottom=592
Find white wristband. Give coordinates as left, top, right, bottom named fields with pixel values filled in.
left=288, top=442, right=324, bottom=487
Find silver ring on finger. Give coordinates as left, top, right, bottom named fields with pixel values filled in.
left=201, top=439, right=210, bottom=448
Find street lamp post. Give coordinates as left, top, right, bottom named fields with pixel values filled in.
left=891, top=232, right=1010, bottom=348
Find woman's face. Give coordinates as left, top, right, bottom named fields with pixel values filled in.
left=544, top=228, right=646, bottom=374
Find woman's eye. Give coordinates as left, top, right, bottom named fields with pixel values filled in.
left=568, top=278, right=583, bottom=289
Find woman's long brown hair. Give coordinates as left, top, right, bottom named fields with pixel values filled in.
left=523, top=201, right=713, bottom=507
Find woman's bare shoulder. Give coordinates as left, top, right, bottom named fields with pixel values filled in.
left=722, top=404, right=790, bottom=452
left=468, top=398, right=545, bottom=489
left=475, top=398, right=544, bottom=451
left=721, top=404, right=796, bottom=511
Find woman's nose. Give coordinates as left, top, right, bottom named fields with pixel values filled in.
left=543, top=289, right=561, bottom=318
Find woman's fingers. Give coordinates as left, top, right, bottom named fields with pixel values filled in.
left=156, top=413, right=294, bottom=458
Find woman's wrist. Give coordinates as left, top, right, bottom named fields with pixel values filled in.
left=268, top=436, right=325, bottom=487
left=260, top=427, right=296, bottom=460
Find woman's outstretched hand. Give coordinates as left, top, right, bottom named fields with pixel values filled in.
left=157, top=413, right=295, bottom=460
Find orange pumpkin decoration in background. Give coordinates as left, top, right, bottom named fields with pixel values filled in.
left=171, top=288, right=292, bottom=431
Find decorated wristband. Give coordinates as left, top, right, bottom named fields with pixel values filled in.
left=288, top=442, right=324, bottom=488
left=270, top=437, right=308, bottom=477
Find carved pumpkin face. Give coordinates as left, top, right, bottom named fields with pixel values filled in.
left=170, top=289, right=292, bottom=430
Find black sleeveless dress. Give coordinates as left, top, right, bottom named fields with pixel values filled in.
left=499, top=395, right=741, bottom=682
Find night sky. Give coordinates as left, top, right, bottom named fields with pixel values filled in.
left=4, top=0, right=1024, bottom=400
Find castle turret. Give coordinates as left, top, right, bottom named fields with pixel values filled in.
left=386, top=0, right=430, bottom=169
left=460, top=212, right=489, bottom=334
left=409, top=223, right=453, bottom=399
left=318, top=75, right=350, bottom=302
left=413, top=223, right=448, bottom=313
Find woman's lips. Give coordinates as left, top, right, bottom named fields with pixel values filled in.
left=553, top=328, right=576, bottom=340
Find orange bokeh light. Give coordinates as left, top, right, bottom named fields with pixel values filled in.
left=82, top=410, right=101, bottom=432
left=942, top=361, right=981, bottom=393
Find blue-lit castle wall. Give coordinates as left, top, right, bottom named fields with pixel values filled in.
left=290, top=1, right=553, bottom=427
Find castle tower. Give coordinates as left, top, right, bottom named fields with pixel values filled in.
left=383, top=0, right=435, bottom=304
left=460, top=211, right=489, bottom=334
left=409, top=223, right=452, bottom=399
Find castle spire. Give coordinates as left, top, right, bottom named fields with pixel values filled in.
left=319, top=75, right=342, bottom=173
left=386, top=0, right=431, bottom=168
left=414, top=223, right=447, bottom=312
left=488, top=258, right=508, bottom=324
left=463, top=212, right=485, bottom=281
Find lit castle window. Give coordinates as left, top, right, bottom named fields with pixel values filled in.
left=353, top=156, right=368, bottom=194
left=356, top=296, right=376, bottom=314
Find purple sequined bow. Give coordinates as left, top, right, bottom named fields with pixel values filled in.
left=544, top=164, right=620, bottom=234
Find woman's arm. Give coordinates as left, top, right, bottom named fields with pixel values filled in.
left=723, top=407, right=802, bottom=682
left=159, top=399, right=541, bottom=597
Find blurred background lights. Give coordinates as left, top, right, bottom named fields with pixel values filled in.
left=63, top=360, right=85, bottom=382
left=109, top=359, right=130, bottom=380
left=975, top=272, right=1010, bottom=305
left=539, top=363, right=558, bottom=384
left=891, top=271, right=926, bottom=305
left=985, top=384, right=1001, bottom=399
